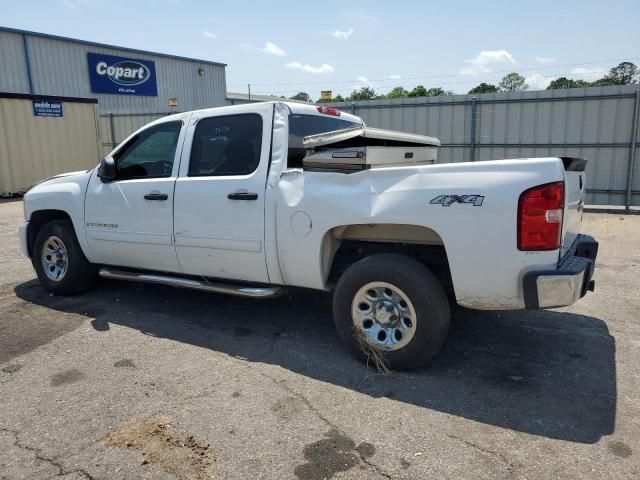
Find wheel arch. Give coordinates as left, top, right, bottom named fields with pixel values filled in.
left=27, top=210, right=74, bottom=258
left=320, top=223, right=453, bottom=296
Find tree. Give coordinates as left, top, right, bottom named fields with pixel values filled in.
left=499, top=72, right=528, bottom=92
left=290, top=92, right=311, bottom=102
left=468, top=82, right=499, bottom=94
left=424, top=87, right=449, bottom=96
left=333, top=94, right=345, bottom=102
left=592, top=62, right=639, bottom=86
left=407, top=85, right=428, bottom=97
left=406, top=85, right=451, bottom=97
left=347, top=86, right=377, bottom=101
left=589, top=77, right=616, bottom=87
left=385, top=86, right=409, bottom=99
left=546, top=77, right=589, bottom=90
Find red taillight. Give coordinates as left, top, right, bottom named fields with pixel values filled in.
left=316, top=106, right=340, bottom=116
left=518, top=181, right=564, bottom=251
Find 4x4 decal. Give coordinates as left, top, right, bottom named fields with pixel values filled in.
left=430, top=194, right=484, bottom=207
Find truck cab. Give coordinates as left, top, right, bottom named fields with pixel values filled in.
left=83, top=103, right=362, bottom=282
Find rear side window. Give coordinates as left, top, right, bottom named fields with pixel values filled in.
left=189, top=114, right=263, bottom=176
left=288, top=114, right=360, bottom=167
left=114, top=121, right=182, bottom=180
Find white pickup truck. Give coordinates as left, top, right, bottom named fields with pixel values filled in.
left=19, top=101, right=598, bottom=369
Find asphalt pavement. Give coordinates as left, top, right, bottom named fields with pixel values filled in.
left=1, top=199, right=638, bottom=479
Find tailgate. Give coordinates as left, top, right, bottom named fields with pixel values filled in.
left=561, top=157, right=587, bottom=258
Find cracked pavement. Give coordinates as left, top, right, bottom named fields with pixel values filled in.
left=1, top=199, right=639, bottom=479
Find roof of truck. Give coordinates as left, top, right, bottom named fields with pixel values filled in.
left=227, top=92, right=313, bottom=105
left=285, top=102, right=363, bottom=124
left=182, top=101, right=364, bottom=125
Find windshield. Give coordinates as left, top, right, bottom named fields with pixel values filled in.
left=288, top=113, right=360, bottom=167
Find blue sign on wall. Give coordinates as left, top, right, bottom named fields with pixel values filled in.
left=33, top=100, right=63, bottom=117
left=87, top=52, right=157, bottom=96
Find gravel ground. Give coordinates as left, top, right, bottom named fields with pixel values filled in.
left=0, top=199, right=638, bottom=480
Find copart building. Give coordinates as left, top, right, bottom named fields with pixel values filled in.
left=0, top=26, right=227, bottom=195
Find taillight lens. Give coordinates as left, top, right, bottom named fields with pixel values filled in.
left=316, top=106, right=340, bottom=116
left=518, top=181, right=564, bottom=251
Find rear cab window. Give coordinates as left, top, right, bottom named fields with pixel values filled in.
left=288, top=114, right=360, bottom=167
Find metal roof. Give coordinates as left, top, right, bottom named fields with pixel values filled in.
left=0, top=91, right=98, bottom=103
left=0, top=25, right=226, bottom=67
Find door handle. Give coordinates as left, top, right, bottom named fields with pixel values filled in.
left=144, top=192, right=168, bottom=201
left=227, top=192, right=258, bottom=200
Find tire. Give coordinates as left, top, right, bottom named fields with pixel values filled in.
left=32, top=220, right=96, bottom=295
left=333, top=253, right=450, bottom=370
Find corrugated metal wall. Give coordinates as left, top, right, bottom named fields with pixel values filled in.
left=0, top=28, right=227, bottom=114
left=330, top=85, right=640, bottom=207
left=0, top=31, right=29, bottom=93
left=98, top=113, right=165, bottom=157
left=0, top=96, right=101, bottom=196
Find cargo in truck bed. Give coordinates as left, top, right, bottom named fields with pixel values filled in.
left=302, top=126, right=440, bottom=173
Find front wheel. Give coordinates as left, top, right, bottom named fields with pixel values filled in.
left=333, top=254, right=450, bottom=370
left=32, top=220, right=96, bottom=295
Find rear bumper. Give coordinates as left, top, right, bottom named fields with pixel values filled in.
left=523, top=234, right=598, bottom=309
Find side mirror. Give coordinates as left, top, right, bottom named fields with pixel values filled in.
left=97, top=157, right=116, bottom=183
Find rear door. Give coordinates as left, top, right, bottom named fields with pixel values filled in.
left=173, top=103, right=273, bottom=283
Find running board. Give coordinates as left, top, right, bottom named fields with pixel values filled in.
left=98, top=268, right=286, bottom=298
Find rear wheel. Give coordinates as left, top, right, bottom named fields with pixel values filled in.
left=333, top=253, right=450, bottom=370
left=32, top=220, right=96, bottom=295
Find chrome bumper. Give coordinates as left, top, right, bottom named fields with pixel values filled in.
left=523, top=234, right=598, bottom=309
left=19, top=221, right=30, bottom=258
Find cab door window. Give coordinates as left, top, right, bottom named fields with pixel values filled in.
left=188, top=114, right=263, bottom=176
left=114, top=121, right=182, bottom=180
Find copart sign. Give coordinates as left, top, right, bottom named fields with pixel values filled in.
left=87, top=52, right=157, bottom=96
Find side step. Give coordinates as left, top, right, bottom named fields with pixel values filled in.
left=98, top=268, right=286, bottom=298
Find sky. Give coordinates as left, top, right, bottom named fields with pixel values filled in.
left=2, top=0, right=639, bottom=99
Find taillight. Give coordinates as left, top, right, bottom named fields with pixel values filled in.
left=518, top=181, right=564, bottom=251
left=316, top=106, right=340, bottom=116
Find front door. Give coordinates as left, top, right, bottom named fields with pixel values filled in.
left=173, top=104, right=273, bottom=283
left=84, top=119, right=187, bottom=273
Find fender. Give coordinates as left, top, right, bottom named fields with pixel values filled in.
left=23, top=169, right=95, bottom=261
